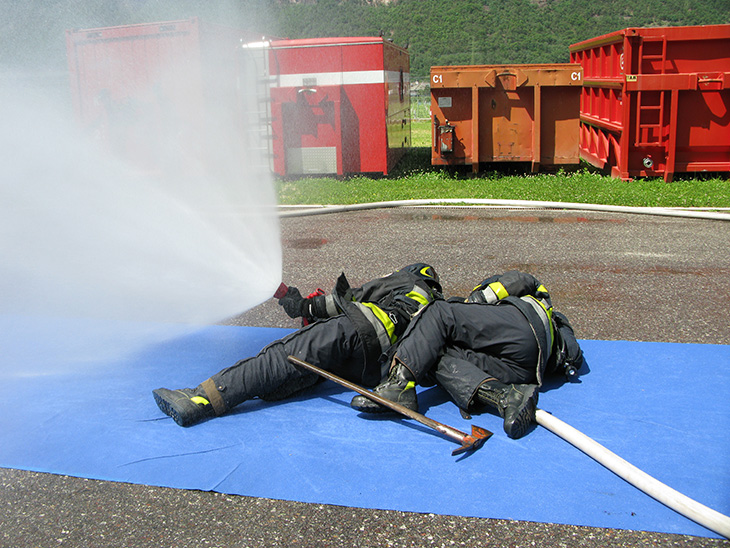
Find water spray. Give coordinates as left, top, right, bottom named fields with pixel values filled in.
left=0, top=38, right=282, bottom=372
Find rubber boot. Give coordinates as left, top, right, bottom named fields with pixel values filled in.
left=152, top=385, right=218, bottom=427
left=475, top=379, right=538, bottom=439
left=350, top=363, right=418, bottom=413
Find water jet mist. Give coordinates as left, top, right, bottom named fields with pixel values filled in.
left=0, top=46, right=282, bottom=375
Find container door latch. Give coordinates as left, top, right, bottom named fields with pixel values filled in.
left=438, top=122, right=455, bottom=155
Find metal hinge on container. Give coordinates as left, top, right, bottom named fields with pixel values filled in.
left=483, top=69, right=528, bottom=90
left=697, top=72, right=726, bottom=91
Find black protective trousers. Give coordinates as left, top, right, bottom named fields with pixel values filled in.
left=394, top=300, right=540, bottom=410
left=208, top=315, right=378, bottom=411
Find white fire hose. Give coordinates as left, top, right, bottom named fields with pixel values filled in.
left=536, top=409, right=730, bottom=539
left=279, top=199, right=730, bottom=222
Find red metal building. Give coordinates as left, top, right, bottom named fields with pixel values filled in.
left=66, top=18, right=263, bottom=176
left=67, top=25, right=410, bottom=178
left=570, top=24, right=730, bottom=182
left=265, top=37, right=411, bottom=176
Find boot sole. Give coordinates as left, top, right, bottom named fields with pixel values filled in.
left=504, top=387, right=538, bottom=439
left=350, top=394, right=419, bottom=414
left=350, top=399, right=393, bottom=414
left=152, top=389, right=193, bottom=427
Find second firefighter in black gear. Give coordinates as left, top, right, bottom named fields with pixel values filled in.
left=352, top=271, right=583, bottom=440
left=152, top=263, right=442, bottom=427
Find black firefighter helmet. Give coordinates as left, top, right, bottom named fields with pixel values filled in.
left=400, top=263, right=442, bottom=293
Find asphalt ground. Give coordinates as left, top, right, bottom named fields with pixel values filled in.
left=2, top=206, right=729, bottom=547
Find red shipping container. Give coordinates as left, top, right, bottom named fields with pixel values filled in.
left=66, top=18, right=263, bottom=176
left=265, top=37, right=410, bottom=176
left=570, top=24, right=730, bottom=182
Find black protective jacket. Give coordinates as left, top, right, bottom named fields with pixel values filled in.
left=469, top=270, right=555, bottom=385
left=310, top=269, right=441, bottom=385
left=209, top=268, right=442, bottom=409
left=469, top=270, right=583, bottom=381
left=394, top=271, right=583, bottom=410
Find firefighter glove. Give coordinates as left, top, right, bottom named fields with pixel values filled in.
left=278, top=286, right=307, bottom=319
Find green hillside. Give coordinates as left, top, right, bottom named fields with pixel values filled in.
left=3, top=0, right=728, bottom=78
left=269, top=0, right=730, bottom=79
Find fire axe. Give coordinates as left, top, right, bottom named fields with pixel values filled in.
left=286, top=355, right=492, bottom=456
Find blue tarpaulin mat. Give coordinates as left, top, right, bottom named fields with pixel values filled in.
left=1, top=320, right=728, bottom=538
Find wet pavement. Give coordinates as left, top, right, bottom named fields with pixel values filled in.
left=2, top=206, right=729, bottom=547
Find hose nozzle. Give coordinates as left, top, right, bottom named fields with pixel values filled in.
left=273, top=282, right=289, bottom=299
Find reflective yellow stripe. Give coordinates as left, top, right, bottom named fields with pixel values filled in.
left=360, top=302, right=397, bottom=343
left=406, top=289, right=430, bottom=307
left=190, top=396, right=210, bottom=406
left=537, top=284, right=548, bottom=295
left=488, top=281, right=509, bottom=300
left=533, top=295, right=553, bottom=320
left=527, top=295, right=555, bottom=344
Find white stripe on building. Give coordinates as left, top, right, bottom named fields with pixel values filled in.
left=276, top=70, right=409, bottom=88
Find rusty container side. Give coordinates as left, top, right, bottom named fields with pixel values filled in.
left=430, top=64, right=583, bottom=173
left=570, top=24, right=730, bottom=182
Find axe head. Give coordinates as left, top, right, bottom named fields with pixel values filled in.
left=452, top=425, right=493, bottom=456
